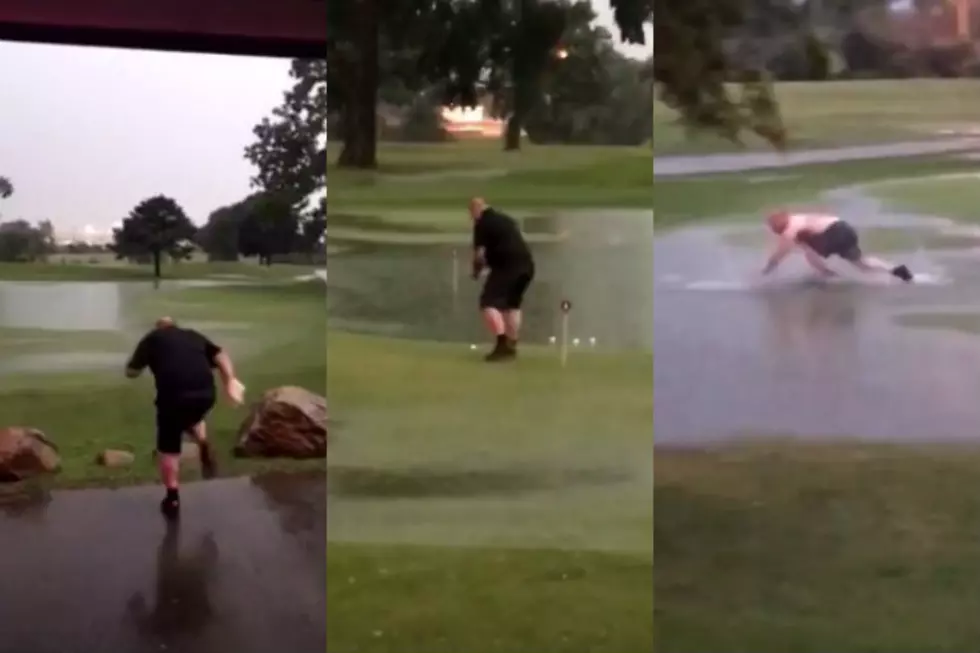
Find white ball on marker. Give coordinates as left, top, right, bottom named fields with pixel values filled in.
left=470, top=344, right=477, bottom=350
left=548, top=336, right=557, bottom=344
left=572, top=338, right=580, bottom=346
left=589, top=337, right=597, bottom=346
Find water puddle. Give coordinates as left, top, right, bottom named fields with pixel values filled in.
left=328, top=210, right=653, bottom=350
left=655, top=188, right=980, bottom=444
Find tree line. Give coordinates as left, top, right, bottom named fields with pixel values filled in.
left=656, top=0, right=980, bottom=148
left=0, top=188, right=325, bottom=278
left=242, top=0, right=652, bottom=176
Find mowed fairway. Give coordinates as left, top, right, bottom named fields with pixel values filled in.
left=0, top=261, right=325, bottom=488
left=654, top=79, right=980, bottom=155
left=327, top=141, right=653, bottom=653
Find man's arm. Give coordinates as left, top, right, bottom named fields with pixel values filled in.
left=125, top=334, right=151, bottom=378
left=195, top=331, right=243, bottom=404
left=761, top=238, right=795, bottom=275
left=472, top=220, right=487, bottom=278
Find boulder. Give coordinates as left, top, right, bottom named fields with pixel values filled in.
left=235, top=386, right=326, bottom=459
left=96, top=449, right=135, bottom=467
left=0, top=427, right=60, bottom=482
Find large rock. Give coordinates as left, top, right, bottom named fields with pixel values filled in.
left=235, top=386, right=327, bottom=459
left=0, top=427, right=60, bottom=482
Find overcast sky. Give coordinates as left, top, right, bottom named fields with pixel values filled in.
left=0, top=2, right=650, bottom=237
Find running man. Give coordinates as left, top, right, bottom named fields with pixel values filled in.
left=762, top=210, right=914, bottom=282
left=469, top=197, right=536, bottom=361
left=125, top=317, right=245, bottom=519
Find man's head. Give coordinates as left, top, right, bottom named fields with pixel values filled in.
left=469, top=197, right=488, bottom=221
left=766, top=210, right=791, bottom=235
left=155, top=316, right=176, bottom=329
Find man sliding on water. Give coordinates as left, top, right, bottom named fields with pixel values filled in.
left=762, top=210, right=914, bottom=282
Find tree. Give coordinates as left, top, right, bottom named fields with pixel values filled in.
left=319, top=0, right=650, bottom=167
left=654, top=0, right=786, bottom=146
left=0, top=220, right=51, bottom=262
left=477, top=0, right=588, bottom=151
left=0, top=177, right=12, bottom=200
left=198, top=204, right=245, bottom=262
left=525, top=22, right=653, bottom=145
left=110, top=195, right=197, bottom=279
left=236, top=192, right=301, bottom=266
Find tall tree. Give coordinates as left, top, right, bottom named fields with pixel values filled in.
left=197, top=204, right=244, bottom=262
left=655, top=0, right=785, bottom=146
left=236, top=192, right=301, bottom=266
left=0, top=220, right=51, bottom=262
left=478, top=0, right=586, bottom=151
left=110, top=195, right=197, bottom=280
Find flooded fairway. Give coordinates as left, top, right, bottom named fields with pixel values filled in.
left=327, top=210, right=654, bottom=351
left=655, top=192, right=980, bottom=445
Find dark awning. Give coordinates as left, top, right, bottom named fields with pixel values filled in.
left=0, top=0, right=325, bottom=58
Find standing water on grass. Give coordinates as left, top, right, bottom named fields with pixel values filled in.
left=327, top=210, right=654, bottom=351
left=654, top=207, right=980, bottom=445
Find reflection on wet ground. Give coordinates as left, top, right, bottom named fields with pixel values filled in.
left=328, top=210, right=654, bottom=350
left=655, top=191, right=980, bottom=444
left=0, top=472, right=325, bottom=653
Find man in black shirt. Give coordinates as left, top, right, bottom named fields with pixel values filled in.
left=469, top=197, right=536, bottom=361
left=126, top=317, right=244, bottom=519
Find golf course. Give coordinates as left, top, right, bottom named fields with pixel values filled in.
left=0, top=259, right=325, bottom=488
left=656, top=79, right=980, bottom=652
left=327, top=141, right=653, bottom=653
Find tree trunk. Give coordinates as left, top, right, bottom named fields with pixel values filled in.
left=504, top=116, right=522, bottom=151
left=338, top=0, right=380, bottom=169
left=152, top=250, right=162, bottom=279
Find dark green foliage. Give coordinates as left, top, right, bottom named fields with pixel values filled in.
left=110, top=195, right=197, bottom=279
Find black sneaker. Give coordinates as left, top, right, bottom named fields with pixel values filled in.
left=891, top=265, right=913, bottom=282
left=484, top=337, right=515, bottom=362
left=199, top=441, right=217, bottom=479
left=160, top=495, right=180, bottom=520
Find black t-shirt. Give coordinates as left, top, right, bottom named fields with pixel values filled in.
left=127, top=326, right=221, bottom=401
left=473, top=207, right=533, bottom=270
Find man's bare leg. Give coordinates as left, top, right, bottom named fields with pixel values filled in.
left=850, top=256, right=893, bottom=274
left=158, top=453, right=181, bottom=518
left=483, top=307, right=506, bottom=339
left=188, top=420, right=217, bottom=479
left=503, top=309, right=522, bottom=344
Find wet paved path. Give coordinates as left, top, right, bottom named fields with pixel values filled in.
left=654, top=138, right=980, bottom=177
left=0, top=471, right=325, bottom=653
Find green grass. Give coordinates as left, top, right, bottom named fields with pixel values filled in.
left=329, top=141, right=651, bottom=210
left=870, top=173, right=980, bottom=221
left=326, top=331, right=652, bottom=652
left=1, top=276, right=324, bottom=488
left=328, top=543, right=653, bottom=653
left=656, top=441, right=980, bottom=652
left=0, top=259, right=310, bottom=281
left=654, top=155, right=980, bottom=230
left=655, top=79, right=980, bottom=155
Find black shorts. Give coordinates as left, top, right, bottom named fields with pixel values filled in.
left=800, top=221, right=863, bottom=261
left=156, top=392, right=216, bottom=455
left=479, top=265, right=535, bottom=310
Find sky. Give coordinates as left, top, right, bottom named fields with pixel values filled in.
left=0, top=2, right=650, bottom=238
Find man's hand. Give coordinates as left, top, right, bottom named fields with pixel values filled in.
left=471, top=261, right=484, bottom=280
left=224, top=378, right=245, bottom=407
